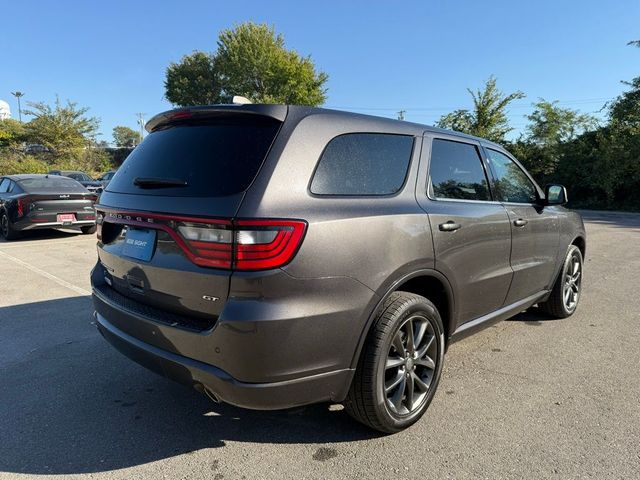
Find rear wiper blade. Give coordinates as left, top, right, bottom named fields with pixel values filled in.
left=133, top=177, right=188, bottom=188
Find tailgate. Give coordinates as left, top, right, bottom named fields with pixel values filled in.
left=95, top=203, right=237, bottom=329
left=93, top=111, right=283, bottom=330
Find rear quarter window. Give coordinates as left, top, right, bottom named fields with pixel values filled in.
left=310, top=133, right=414, bottom=195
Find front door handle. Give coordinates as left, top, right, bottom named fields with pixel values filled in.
left=513, top=218, right=528, bottom=227
left=439, top=221, right=461, bottom=232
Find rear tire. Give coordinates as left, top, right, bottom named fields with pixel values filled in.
left=81, top=225, right=97, bottom=235
left=345, top=291, right=445, bottom=433
left=539, top=245, right=583, bottom=318
left=0, top=211, right=21, bottom=240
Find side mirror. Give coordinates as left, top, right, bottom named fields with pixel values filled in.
left=544, top=184, right=568, bottom=205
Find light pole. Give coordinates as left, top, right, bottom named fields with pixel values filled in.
left=11, top=91, right=25, bottom=122
left=135, top=113, right=145, bottom=142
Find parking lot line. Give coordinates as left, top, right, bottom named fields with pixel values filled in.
left=0, top=249, right=91, bottom=296
left=0, top=239, right=91, bottom=250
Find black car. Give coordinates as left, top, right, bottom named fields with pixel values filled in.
left=0, top=174, right=98, bottom=240
left=49, top=170, right=103, bottom=193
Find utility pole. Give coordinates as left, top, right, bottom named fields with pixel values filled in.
left=135, top=113, right=145, bottom=142
left=397, top=110, right=406, bottom=121
left=11, top=91, right=25, bottom=121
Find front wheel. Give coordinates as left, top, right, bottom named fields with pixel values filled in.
left=539, top=245, right=583, bottom=318
left=345, top=291, right=445, bottom=433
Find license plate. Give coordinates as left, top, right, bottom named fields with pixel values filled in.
left=123, top=228, right=156, bottom=262
left=57, top=213, right=75, bottom=225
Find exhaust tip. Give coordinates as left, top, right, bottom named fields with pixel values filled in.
left=201, top=386, right=221, bottom=404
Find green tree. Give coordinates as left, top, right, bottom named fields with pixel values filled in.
left=165, top=51, right=222, bottom=106
left=514, top=99, right=597, bottom=179
left=435, top=109, right=473, bottom=135
left=527, top=99, right=596, bottom=145
left=436, top=76, right=524, bottom=143
left=112, top=125, right=142, bottom=147
left=609, top=76, right=640, bottom=126
left=0, top=118, right=26, bottom=148
left=23, top=97, right=99, bottom=158
left=215, top=22, right=328, bottom=105
left=164, top=22, right=328, bottom=106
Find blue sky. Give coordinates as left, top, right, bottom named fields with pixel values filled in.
left=1, top=0, right=638, bottom=143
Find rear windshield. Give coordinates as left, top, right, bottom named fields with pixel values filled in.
left=106, top=117, right=281, bottom=197
left=18, top=177, right=86, bottom=192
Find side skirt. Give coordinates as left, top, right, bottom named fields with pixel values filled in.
left=449, top=290, right=549, bottom=344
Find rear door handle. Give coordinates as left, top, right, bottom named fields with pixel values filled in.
left=513, top=218, right=528, bottom=227
left=439, top=221, right=461, bottom=232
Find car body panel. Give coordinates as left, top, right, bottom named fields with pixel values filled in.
left=416, top=133, right=513, bottom=327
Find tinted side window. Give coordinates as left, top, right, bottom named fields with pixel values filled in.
left=0, top=179, right=9, bottom=193
left=486, top=149, right=537, bottom=203
left=429, top=139, right=491, bottom=201
left=310, top=134, right=413, bottom=195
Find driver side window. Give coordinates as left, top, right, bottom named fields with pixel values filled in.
left=486, top=149, right=537, bottom=204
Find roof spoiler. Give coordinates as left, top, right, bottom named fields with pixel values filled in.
left=145, top=104, right=288, bottom=132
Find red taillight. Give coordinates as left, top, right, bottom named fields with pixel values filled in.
left=16, top=197, right=29, bottom=217
left=99, top=209, right=307, bottom=271
left=177, top=219, right=306, bottom=270
left=235, top=220, right=307, bottom=270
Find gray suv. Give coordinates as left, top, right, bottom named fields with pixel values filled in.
left=91, top=104, right=586, bottom=433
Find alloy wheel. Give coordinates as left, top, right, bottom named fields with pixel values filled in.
left=563, top=252, right=582, bottom=311
left=384, top=314, right=438, bottom=416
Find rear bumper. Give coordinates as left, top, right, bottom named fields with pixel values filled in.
left=16, top=219, right=95, bottom=231
left=95, top=310, right=353, bottom=410
left=15, top=212, right=96, bottom=231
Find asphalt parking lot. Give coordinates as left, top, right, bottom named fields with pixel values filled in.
left=1, top=211, right=639, bottom=480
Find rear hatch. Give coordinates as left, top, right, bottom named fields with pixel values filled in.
left=95, top=107, right=285, bottom=330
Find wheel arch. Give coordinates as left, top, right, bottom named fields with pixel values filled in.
left=349, top=269, right=455, bottom=370
left=571, top=235, right=586, bottom=258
